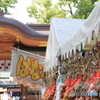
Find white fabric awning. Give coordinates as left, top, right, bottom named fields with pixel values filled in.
left=44, top=1, right=100, bottom=71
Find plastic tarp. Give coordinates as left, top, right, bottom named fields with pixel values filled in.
left=44, top=1, right=100, bottom=71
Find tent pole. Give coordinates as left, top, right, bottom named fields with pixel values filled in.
left=39, top=90, right=41, bottom=100
left=58, top=55, right=62, bottom=67
left=58, top=55, right=62, bottom=76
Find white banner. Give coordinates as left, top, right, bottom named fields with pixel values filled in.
left=10, top=48, right=44, bottom=87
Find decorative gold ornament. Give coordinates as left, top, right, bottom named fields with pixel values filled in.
left=16, top=35, right=20, bottom=42
left=0, top=28, right=5, bottom=35
left=39, top=41, right=47, bottom=46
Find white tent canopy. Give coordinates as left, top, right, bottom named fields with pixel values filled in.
left=44, top=1, right=100, bottom=71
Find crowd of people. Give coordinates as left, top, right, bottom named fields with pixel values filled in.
left=0, top=88, right=20, bottom=100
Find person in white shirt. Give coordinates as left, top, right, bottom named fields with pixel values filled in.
left=15, top=96, right=20, bottom=100
left=12, top=96, right=16, bottom=100
left=1, top=88, right=11, bottom=100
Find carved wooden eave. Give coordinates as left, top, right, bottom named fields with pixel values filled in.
left=0, top=13, right=48, bottom=47
left=0, top=12, right=48, bottom=60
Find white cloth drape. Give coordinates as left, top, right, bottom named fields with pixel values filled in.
left=44, top=1, right=100, bottom=71
left=55, top=82, right=64, bottom=100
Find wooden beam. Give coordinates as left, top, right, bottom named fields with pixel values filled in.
left=0, top=26, right=47, bottom=47
left=0, top=53, right=11, bottom=60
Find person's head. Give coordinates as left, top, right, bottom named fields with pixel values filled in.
left=3, top=88, right=8, bottom=94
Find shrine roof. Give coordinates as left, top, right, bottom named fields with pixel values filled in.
left=0, top=12, right=48, bottom=40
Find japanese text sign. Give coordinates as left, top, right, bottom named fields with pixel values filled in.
left=10, top=48, right=44, bottom=86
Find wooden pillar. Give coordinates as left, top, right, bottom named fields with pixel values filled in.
left=21, top=85, right=27, bottom=100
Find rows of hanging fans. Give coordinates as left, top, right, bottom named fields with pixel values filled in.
left=42, top=1, right=100, bottom=100
left=42, top=41, right=100, bottom=100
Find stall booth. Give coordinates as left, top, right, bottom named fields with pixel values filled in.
left=43, top=1, right=100, bottom=100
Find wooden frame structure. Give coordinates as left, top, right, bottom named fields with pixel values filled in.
left=0, top=11, right=49, bottom=100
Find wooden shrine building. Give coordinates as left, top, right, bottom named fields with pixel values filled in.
left=0, top=11, right=49, bottom=100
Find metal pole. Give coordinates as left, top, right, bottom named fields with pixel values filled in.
left=39, top=90, right=41, bottom=100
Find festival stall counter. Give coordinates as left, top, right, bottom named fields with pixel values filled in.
left=43, top=1, right=100, bottom=100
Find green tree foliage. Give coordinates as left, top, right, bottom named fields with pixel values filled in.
left=58, top=0, right=78, bottom=16
left=72, top=0, right=98, bottom=19
left=27, top=0, right=99, bottom=24
left=58, top=0, right=99, bottom=19
left=0, top=0, right=17, bottom=14
left=27, top=0, right=67, bottom=24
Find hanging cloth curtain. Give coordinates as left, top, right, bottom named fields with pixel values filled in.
left=10, top=48, right=45, bottom=90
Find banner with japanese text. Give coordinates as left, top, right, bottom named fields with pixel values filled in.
left=10, top=48, right=45, bottom=88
